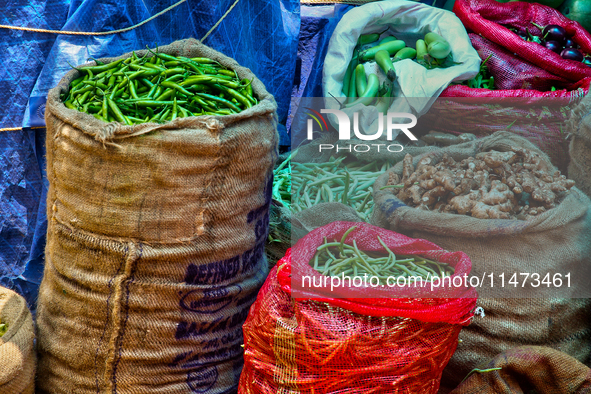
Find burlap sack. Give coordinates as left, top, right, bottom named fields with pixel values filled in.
left=449, top=346, right=591, bottom=394
left=291, top=202, right=363, bottom=242
left=266, top=200, right=291, bottom=269
left=0, top=287, right=36, bottom=394
left=265, top=153, right=292, bottom=269
left=371, top=131, right=591, bottom=391
left=568, top=93, right=591, bottom=197
left=36, top=38, right=278, bottom=393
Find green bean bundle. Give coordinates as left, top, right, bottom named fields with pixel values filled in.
left=311, top=227, right=455, bottom=284
left=272, top=152, right=292, bottom=209
left=292, top=157, right=392, bottom=222
left=268, top=152, right=292, bottom=245
left=60, top=49, right=258, bottom=125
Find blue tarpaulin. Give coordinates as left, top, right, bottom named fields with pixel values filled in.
left=0, top=0, right=299, bottom=312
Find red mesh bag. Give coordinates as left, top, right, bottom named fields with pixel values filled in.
left=452, top=0, right=591, bottom=83
left=442, top=34, right=591, bottom=96
left=239, top=222, right=477, bottom=394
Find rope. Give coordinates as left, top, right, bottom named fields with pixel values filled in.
left=0, top=0, right=187, bottom=36
left=0, top=0, right=242, bottom=132
left=201, top=0, right=241, bottom=42
left=0, top=0, right=240, bottom=39
left=0, top=127, right=45, bottom=132
left=300, top=0, right=379, bottom=4
left=301, top=0, right=422, bottom=3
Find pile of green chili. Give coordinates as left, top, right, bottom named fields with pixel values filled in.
left=60, top=49, right=257, bottom=124
left=311, top=227, right=455, bottom=284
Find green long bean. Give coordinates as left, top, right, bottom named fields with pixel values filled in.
left=291, top=157, right=396, bottom=222
left=309, top=232, right=455, bottom=285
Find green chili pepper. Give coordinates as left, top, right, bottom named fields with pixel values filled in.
left=155, top=89, right=175, bottom=101
left=158, top=108, right=171, bottom=122
left=190, top=57, right=217, bottom=64
left=128, top=78, right=139, bottom=99
left=70, top=76, right=86, bottom=88
left=217, top=69, right=236, bottom=77
left=79, top=58, right=125, bottom=74
left=129, top=100, right=188, bottom=107
left=107, top=98, right=131, bottom=125
left=160, top=81, right=193, bottom=97
left=212, top=84, right=251, bottom=108
left=195, top=92, right=241, bottom=112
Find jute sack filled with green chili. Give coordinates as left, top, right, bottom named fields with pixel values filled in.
left=36, top=38, right=277, bottom=394
left=568, top=93, right=591, bottom=198
left=371, top=131, right=591, bottom=391
left=0, top=287, right=36, bottom=394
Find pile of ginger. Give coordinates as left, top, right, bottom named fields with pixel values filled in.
left=387, top=148, right=575, bottom=220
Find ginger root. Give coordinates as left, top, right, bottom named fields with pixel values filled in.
left=386, top=148, right=574, bottom=220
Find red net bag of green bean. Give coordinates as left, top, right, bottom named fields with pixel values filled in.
left=238, top=221, right=478, bottom=394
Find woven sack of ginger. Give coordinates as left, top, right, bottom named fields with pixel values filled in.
left=35, top=38, right=277, bottom=394
left=568, top=92, right=591, bottom=199
left=371, top=131, right=591, bottom=391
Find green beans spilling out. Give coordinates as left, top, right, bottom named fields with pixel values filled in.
left=272, top=152, right=293, bottom=209
left=311, top=227, right=455, bottom=284
left=60, top=49, right=258, bottom=124
left=292, top=157, right=393, bottom=222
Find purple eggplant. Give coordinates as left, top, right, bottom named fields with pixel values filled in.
left=564, top=38, right=578, bottom=48
left=531, top=22, right=567, bottom=43
left=516, top=28, right=528, bottom=37
left=544, top=40, right=563, bottom=54
left=544, top=25, right=567, bottom=42
left=561, top=48, right=584, bottom=62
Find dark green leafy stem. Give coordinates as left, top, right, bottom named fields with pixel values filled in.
left=464, top=54, right=495, bottom=90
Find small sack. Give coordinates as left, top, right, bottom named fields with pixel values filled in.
left=239, top=222, right=477, bottom=394
left=322, top=0, right=480, bottom=135
left=0, top=287, right=36, bottom=394
left=568, top=93, right=591, bottom=198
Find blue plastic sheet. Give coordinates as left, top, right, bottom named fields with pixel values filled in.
left=0, top=129, right=47, bottom=310
left=1, top=0, right=299, bottom=312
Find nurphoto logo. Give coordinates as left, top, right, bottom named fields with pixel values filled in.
left=305, top=108, right=418, bottom=153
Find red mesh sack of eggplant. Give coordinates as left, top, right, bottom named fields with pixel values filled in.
left=442, top=34, right=591, bottom=97
left=238, top=222, right=478, bottom=394
left=452, top=0, right=591, bottom=83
